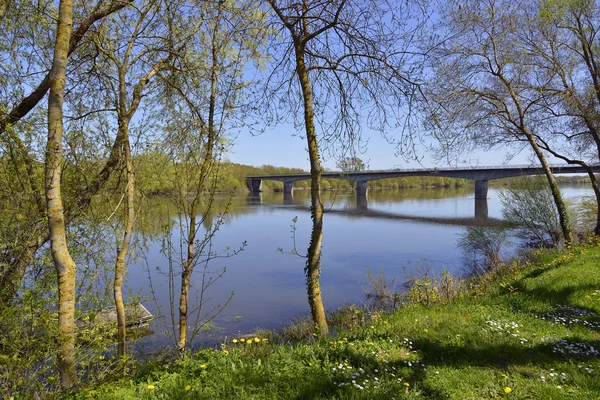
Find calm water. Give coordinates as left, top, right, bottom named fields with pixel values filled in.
left=124, top=185, right=593, bottom=348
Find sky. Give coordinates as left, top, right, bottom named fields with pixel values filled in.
left=227, top=122, right=534, bottom=171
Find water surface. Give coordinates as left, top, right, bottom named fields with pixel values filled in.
left=124, top=185, right=593, bottom=348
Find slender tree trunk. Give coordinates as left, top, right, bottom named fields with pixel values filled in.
left=178, top=25, right=219, bottom=355
left=522, top=128, right=573, bottom=245
left=46, top=0, right=77, bottom=388
left=294, top=41, right=328, bottom=337
left=583, top=168, right=600, bottom=236
left=113, top=121, right=135, bottom=359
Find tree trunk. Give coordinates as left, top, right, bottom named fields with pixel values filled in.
left=113, top=122, right=135, bottom=359
left=178, top=25, right=219, bottom=354
left=46, top=0, right=77, bottom=388
left=294, top=41, right=328, bottom=337
left=583, top=168, right=600, bottom=236
left=522, top=128, right=573, bottom=245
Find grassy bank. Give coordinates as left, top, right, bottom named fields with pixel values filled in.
left=78, top=243, right=600, bottom=399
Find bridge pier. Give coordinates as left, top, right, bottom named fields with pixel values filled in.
left=247, top=193, right=262, bottom=206
left=283, top=181, right=294, bottom=194
left=475, top=198, right=489, bottom=220
left=356, top=180, right=369, bottom=196
left=283, top=191, right=293, bottom=205
left=247, top=178, right=262, bottom=193
left=356, top=193, right=368, bottom=210
left=474, top=180, right=488, bottom=199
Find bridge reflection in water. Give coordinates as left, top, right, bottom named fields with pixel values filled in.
left=247, top=192, right=499, bottom=227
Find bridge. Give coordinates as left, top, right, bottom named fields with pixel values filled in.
left=246, top=164, right=600, bottom=199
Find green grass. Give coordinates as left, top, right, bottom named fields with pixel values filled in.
left=77, top=244, right=600, bottom=399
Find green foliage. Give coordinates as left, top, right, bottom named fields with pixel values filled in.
left=403, top=269, right=468, bottom=306
left=499, top=177, right=567, bottom=246
left=458, top=226, right=511, bottom=272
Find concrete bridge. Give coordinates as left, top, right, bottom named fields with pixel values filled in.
left=247, top=164, right=600, bottom=199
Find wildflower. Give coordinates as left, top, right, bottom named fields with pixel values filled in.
left=185, top=385, right=191, bottom=391
left=308, top=362, right=313, bottom=366
left=232, top=339, right=238, bottom=343
left=200, top=364, right=207, bottom=369
left=424, top=329, right=429, bottom=333
left=370, top=325, right=375, bottom=329
left=240, top=338, right=245, bottom=343
left=504, top=387, right=512, bottom=393
left=223, top=350, right=229, bottom=355
left=343, top=337, right=348, bottom=341
left=147, top=385, right=155, bottom=390
left=262, top=338, right=268, bottom=342
left=403, top=382, right=410, bottom=387
left=254, top=337, right=260, bottom=343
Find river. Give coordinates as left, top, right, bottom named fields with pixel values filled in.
left=122, top=184, right=593, bottom=349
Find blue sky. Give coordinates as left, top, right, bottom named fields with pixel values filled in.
left=227, top=123, right=534, bottom=171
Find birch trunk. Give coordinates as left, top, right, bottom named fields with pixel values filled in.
left=46, top=0, right=77, bottom=388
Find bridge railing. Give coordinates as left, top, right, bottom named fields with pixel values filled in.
left=248, top=163, right=599, bottom=178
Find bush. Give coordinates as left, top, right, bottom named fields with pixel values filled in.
left=499, top=177, right=568, bottom=246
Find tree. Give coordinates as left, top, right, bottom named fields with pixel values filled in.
left=156, top=0, right=262, bottom=356
left=0, top=0, right=134, bottom=307
left=265, top=0, right=424, bottom=336
left=425, top=0, right=573, bottom=244
left=46, top=0, right=77, bottom=388
left=336, top=156, right=366, bottom=172
left=87, top=0, right=178, bottom=359
left=521, top=0, right=600, bottom=236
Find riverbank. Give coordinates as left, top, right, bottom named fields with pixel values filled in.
left=77, top=241, right=600, bottom=399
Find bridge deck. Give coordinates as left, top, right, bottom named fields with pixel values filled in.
left=248, top=164, right=600, bottom=182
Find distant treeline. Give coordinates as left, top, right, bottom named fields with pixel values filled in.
left=133, top=153, right=470, bottom=194
left=135, top=154, right=595, bottom=195
left=491, top=174, right=597, bottom=186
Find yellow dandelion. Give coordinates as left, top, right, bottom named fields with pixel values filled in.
left=308, top=362, right=313, bottom=366
left=254, top=337, right=260, bottom=343
left=262, top=338, right=268, bottom=342
left=424, top=329, right=429, bottom=333
left=391, top=373, right=395, bottom=377
left=383, top=321, right=388, bottom=324
left=232, top=339, right=238, bottom=343
left=246, top=340, right=252, bottom=345
left=200, top=364, right=207, bottom=369
left=147, top=384, right=155, bottom=390
left=338, top=340, right=344, bottom=344
left=504, top=387, right=512, bottom=393
left=223, top=350, right=229, bottom=355
left=343, top=337, right=348, bottom=341
left=240, top=338, right=245, bottom=342
left=370, top=325, right=375, bottom=329
left=586, top=295, right=591, bottom=299
left=185, top=385, right=191, bottom=391
left=329, top=341, right=334, bottom=344
left=403, top=382, right=409, bottom=387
